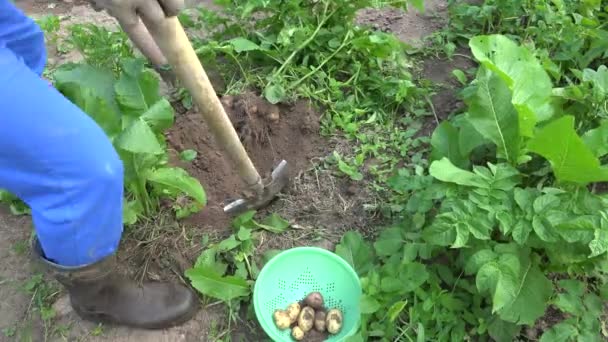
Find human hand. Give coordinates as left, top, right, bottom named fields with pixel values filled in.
left=89, top=0, right=184, bottom=27
left=89, top=0, right=184, bottom=86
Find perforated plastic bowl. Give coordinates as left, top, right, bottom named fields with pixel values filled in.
left=253, top=247, right=361, bottom=341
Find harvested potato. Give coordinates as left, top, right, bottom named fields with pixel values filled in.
left=273, top=310, right=291, bottom=330
left=292, top=326, right=305, bottom=341
left=314, top=310, right=326, bottom=332
left=326, top=308, right=343, bottom=334
left=304, top=292, right=324, bottom=310
left=298, top=306, right=315, bottom=332
left=286, top=302, right=301, bottom=324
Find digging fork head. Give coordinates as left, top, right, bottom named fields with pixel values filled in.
left=223, top=160, right=289, bottom=215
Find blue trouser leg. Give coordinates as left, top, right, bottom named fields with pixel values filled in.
left=0, top=45, right=124, bottom=267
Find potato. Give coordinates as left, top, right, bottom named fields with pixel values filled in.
left=298, top=306, right=315, bottom=332
left=314, top=310, right=326, bottom=332
left=286, top=302, right=301, bottom=324
left=326, top=308, right=343, bottom=334
left=304, top=292, right=324, bottom=310
left=273, top=310, right=291, bottom=330
left=291, top=326, right=305, bottom=341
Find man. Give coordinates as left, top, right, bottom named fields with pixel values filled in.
left=0, top=0, right=198, bottom=329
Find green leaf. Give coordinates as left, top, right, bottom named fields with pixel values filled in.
left=147, top=167, right=206, bottom=206
left=71, top=88, right=121, bottom=138
left=254, top=213, right=290, bottom=233
left=554, top=280, right=585, bottom=315
left=387, top=301, right=407, bottom=322
left=532, top=216, right=559, bottom=242
left=185, top=266, right=250, bottom=302
left=373, top=227, right=404, bottom=257
left=488, top=317, right=520, bottom=342
left=582, top=120, right=608, bottom=157
left=360, top=295, right=381, bottom=314
left=528, top=115, right=608, bottom=184
left=53, top=66, right=122, bottom=137
left=588, top=228, right=608, bottom=257
left=476, top=249, right=552, bottom=325
left=455, top=114, right=489, bottom=156
left=180, top=149, right=198, bottom=162
left=122, top=200, right=139, bottom=226
left=54, top=63, right=117, bottom=108
left=512, top=220, right=533, bottom=244
left=237, top=227, right=252, bottom=241
left=194, top=247, right=228, bottom=275
left=380, top=276, right=402, bottom=293
left=583, top=65, right=608, bottom=94
left=465, top=70, right=520, bottom=164
left=400, top=262, right=429, bottom=292
left=423, top=221, right=456, bottom=246
left=556, top=216, right=596, bottom=243
left=114, top=117, right=164, bottom=154
left=583, top=293, right=603, bottom=316
left=430, top=121, right=468, bottom=168
left=216, top=235, right=240, bottom=252
left=469, top=34, right=554, bottom=136
left=337, top=159, right=364, bottom=181
left=514, top=188, right=534, bottom=210
left=429, top=158, right=484, bottom=187
left=452, top=69, right=467, bottom=85
left=539, top=322, right=578, bottom=342
left=264, top=83, right=286, bottom=104
left=231, top=210, right=256, bottom=229
left=382, top=262, right=428, bottom=293
left=416, top=323, right=425, bottom=342
left=228, top=37, right=263, bottom=52
left=141, top=99, right=174, bottom=131
left=335, top=231, right=374, bottom=276
left=114, top=59, right=160, bottom=116
left=465, top=249, right=498, bottom=275
left=408, top=0, right=425, bottom=12
left=533, top=194, right=560, bottom=213
left=452, top=224, right=470, bottom=248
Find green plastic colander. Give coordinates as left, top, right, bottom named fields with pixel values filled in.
left=253, top=247, right=362, bottom=341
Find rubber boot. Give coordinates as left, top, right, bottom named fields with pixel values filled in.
left=32, top=239, right=199, bottom=329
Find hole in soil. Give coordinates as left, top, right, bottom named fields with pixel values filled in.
left=166, top=92, right=326, bottom=231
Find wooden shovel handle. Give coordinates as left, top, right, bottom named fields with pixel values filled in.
left=141, top=16, right=263, bottom=192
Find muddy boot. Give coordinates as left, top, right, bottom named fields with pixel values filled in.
left=32, top=239, right=199, bottom=329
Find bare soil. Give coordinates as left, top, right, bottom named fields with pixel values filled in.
left=357, top=2, right=448, bottom=48
left=166, top=92, right=327, bottom=231
left=1, top=0, right=464, bottom=341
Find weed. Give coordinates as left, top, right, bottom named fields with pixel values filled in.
left=90, top=324, right=104, bottom=336
left=35, top=15, right=61, bottom=46
left=66, top=23, right=133, bottom=74
left=12, top=240, right=28, bottom=255
left=16, top=273, right=61, bottom=341
left=51, top=58, right=206, bottom=225
left=185, top=210, right=291, bottom=328
left=2, top=326, right=16, bottom=338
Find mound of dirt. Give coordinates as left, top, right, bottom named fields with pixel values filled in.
left=166, top=92, right=328, bottom=230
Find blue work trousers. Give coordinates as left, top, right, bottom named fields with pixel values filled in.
left=0, top=1, right=124, bottom=267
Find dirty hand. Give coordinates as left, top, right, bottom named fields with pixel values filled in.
left=89, top=0, right=184, bottom=26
